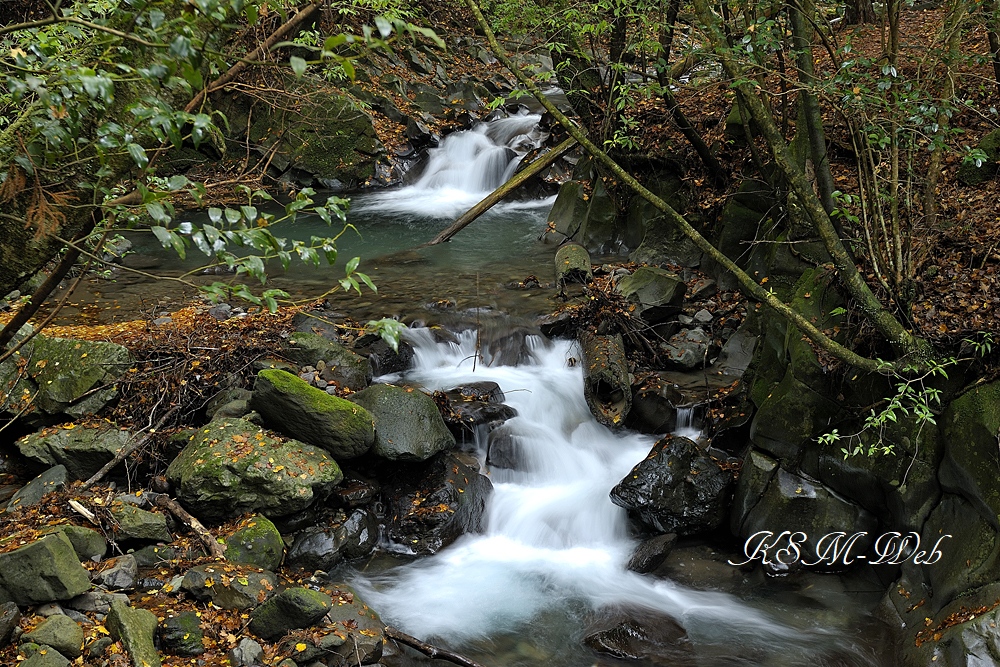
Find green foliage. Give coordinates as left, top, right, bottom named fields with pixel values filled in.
left=365, top=317, right=406, bottom=353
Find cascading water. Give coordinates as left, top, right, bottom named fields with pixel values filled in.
left=354, top=111, right=553, bottom=219
left=352, top=330, right=881, bottom=667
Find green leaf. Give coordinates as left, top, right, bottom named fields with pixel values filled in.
left=375, top=16, right=393, bottom=38
left=127, top=143, right=148, bottom=169
left=345, top=256, right=360, bottom=274
left=151, top=226, right=172, bottom=248
left=145, top=202, right=170, bottom=224
left=290, top=56, right=307, bottom=78
left=225, top=208, right=242, bottom=224
left=357, top=271, right=377, bottom=293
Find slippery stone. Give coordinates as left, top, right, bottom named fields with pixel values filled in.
left=95, top=555, right=138, bottom=590
left=166, top=419, right=343, bottom=523
left=286, top=508, right=378, bottom=571
left=248, top=587, right=332, bottom=641
left=180, top=565, right=277, bottom=610
left=250, top=369, right=375, bottom=460
left=224, top=514, right=285, bottom=571
left=51, top=525, right=107, bottom=562
left=350, top=383, right=456, bottom=461
left=323, top=585, right=384, bottom=664
left=627, top=533, right=679, bottom=574
left=280, top=332, right=372, bottom=390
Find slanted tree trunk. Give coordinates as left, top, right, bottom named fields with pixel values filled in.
left=845, top=0, right=877, bottom=24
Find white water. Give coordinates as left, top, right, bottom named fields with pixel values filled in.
left=354, top=330, right=873, bottom=666
left=354, top=112, right=555, bottom=219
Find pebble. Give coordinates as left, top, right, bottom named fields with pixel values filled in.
left=694, top=308, right=713, bottom=323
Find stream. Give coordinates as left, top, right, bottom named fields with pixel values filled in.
left=82, top=113, right=891, bottom=665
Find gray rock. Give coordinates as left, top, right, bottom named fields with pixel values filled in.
left=350, top=384, right=456, bottom=461
left=286, top=508, right=378, bottom=571
left=0, top=532, right=91, bottom=605
left=110, top=505, right=171, bottom=543
left=107, top=598, right=160, bottom=667
left=693, top=308, right=713, bottom=323
left=584, top=613, right=689, bottom=661
left=627, top=534, right=679, bottom=574
left=181, top=565, right=278, bottom=610
left=615, top=267, right=686, bottom=323
left=610, top=436, right=733, bottom=536
left=159, top=611, right=204, bottom=656
left=248, top=587, right=332, bottom=640
left=84, top=637, right=113, bottom=659
left=165, top=419, right=343, bottom=523
left=20, top=647, right=70, bottom=667
left=52, top=525, right=107, bottom=562
left=7, top=466, right=67, bottom=511
left=16, top=426, right=131, bottom=481
left=24, top=615, right=83, bottom=658
left=250, top=369, right=375, bottom=460
left=486, top=424, right=527, bottom=470
left=281, top=332, right=372, bottom=390
left=660, top=328, right=711, bottom=371
left=626, top=375, right=684, bottom=434
left=229, top=637, right=264, bottom=666
left=66, top=592, right=128, bottom=614
left=323, top=585, right=384, bottom=664
left=0, top=601, right=21, bottom=647
left=224, top=515, right=284, bottom=571
left=95, top=555, right=138, bottom=590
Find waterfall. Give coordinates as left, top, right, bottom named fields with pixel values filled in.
left=352, top=330, right=879, bottom=667
left=674, top=406, right=701, bottom=441
left=353, top=112, right=553, bottom=219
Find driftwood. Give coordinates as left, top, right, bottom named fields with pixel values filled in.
left=82, top=406, right=180, bottom=489
left=385, top=626, right=488, bottom=667
left=152, top=493, right=227, bottom=560
left=554, top=242, right=593, bottom=288
left=425, top=136, right=577, bottom=246
left=579, top=331, right=632, bottom=427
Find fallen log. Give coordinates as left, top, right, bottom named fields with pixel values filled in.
left=579, top=331, right=632, bottom=427
left=152, top=493, right=227, bottom=560
left=424, top=136, right=577, bottom=246
left=385, top=626, right=488, bottom=667
left=554, top=241, right=593, bottom=288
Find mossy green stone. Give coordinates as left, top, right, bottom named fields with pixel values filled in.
left=251, top=369, right=375, bottom=459
left=110, top=505, right=172, bottom=543
left=280, top=333, right=372, bottom=390
left=16, top=426, right=130, bottom=481
left=24, top=615, right=83, bottom=659
left=158, top=611, right=204, bottom=656
left=166, top=419, right=343, bottom=523
left=51, top=525, right=107, bottom=561
left=0, top=532, right=91, bottom=605
left=248, top=587, right=332, bottom=640
left=350, top=384, right=456, bottom=461
left=224, top=514, right=284, bottom=570
left=107, top=599, right=161, bottom=667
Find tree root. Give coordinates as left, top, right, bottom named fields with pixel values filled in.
left=385, top=626, right=487, bottom=667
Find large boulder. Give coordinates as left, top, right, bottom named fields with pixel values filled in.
left=610, top=436, right=733, bottom=535
left=224, top=514, right=284, bottom=571
left=23, top=615, right=84, bottom=659
left=248, top=587, right=332, bottom=641
left=615, top=267, right=686, bottom=324
left=107, top=599, right=160, bottom=667
left=180, top=564, right=278, bottom=610
left=938, top=380, right=1000, bottom=527
left=383, top=451, right=492, bottom=555
left=16, top=425, right=131, bottom=481
left=7, top=465, right=67, bottom=510
left=350, top=384, right=456, bottom=461
left=280, top=332, right=372, bottom=390
left=250, top=369, right=375, bottom=459
left=165, top=419, right=343, bottom=523
left=0, top=532, right=91, bottom=605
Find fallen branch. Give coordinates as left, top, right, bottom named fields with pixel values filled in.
left=385, top=627, right=487, bottom=667
left=68, top=499, right=98, bottom=526
left=424, top=136, right=578, bottom=246
left=82, top=406, right=180, bottom=489
left=152, top=493, right=227, bottom=559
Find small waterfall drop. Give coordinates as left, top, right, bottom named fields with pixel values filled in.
left=352, top=330, right=879, bottom=667
left=674, top=406, right=701, bottom=441
left=355, top=112, right=554, bottom=219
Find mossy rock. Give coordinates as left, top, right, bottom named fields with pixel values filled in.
left=158, top=611, right=205, bottom=657
left=542, top=180, right=589, bottom=243
left=107, top=599, right=161, bottom=667
left=749, top=367, right=840, bottom=462
left=248, top=587, right=332, bottom=641
left=554, top=243, right=593, bottom=285
left=110, top=505, right=172, bottom=543
left=224, top=514, right=284, bottom=570
left=349, top=384, right=456, bottom=461
left=49, top=525, right=107, bottom=562
left=251, top=369, right=375, bottom=460
left=280, top=332, right=372, bottom=390
left=17, top=425, right=131, bottom=481
left=0, top=532, right=91, bottom=605
left=165, top=419, right=343, bottom=524
left=615, top=266, right=686, bottom=324
left=938, top=380, right=1000, bottom=522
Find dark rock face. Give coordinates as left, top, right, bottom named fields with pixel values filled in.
left=627, top=375, right=685, bottom=434
left=610, top=436, right=733, bottom=536
left=626, top=534, right=678, bottom=574
left=353, top=333, right=415, bottom=377
left=435, top=382, right=517, bottom=437
left=181, top=565, right=278, bottom=611
left=486, top=424, right=527, bottom=470
left=158, top=611, right=205, bottom=656
left=248, top=587, right=332, bottom=641
left=583, top=612, right=690, bottom=661
left=350, top=384, right=456, bottom=461
left=615, top=267, right=686, bottom=324
left=224, top=514, right=285, bottom=571
left=383, top=451, right=493, bottom=555
left=286, top=508, right=378, bottom=571
left=16, top=426, right=132, bottom=481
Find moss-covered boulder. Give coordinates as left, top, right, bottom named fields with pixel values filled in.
left=7, top=465, right=67, bottom=511
left=615, top=267, right=686, bottom=324
left=0, top=331, right=132, bottom=418
left=180, top=564, right=278, bottom=610
left=107, top=598, right=160, bottom=667
left=542, top=180, right=589, bottom=243
left=16, top=424, right=131, bottom=481
left=349, top=384, right=456, bottom=461
left=23, top=615, right=83, bottom=659
left=938, top=381, right=1000, bottom=521
left=248, top=587, right=332, bottom=641
left=158, top=611, right=204, bottom=657
left=165, top=419, right=343, bottom=523
left=250, top=369, right=375, bottom=460
left=224, top=514, right=284, bottom=570
left=749, top=367, right=840, bottom=461
left=49, top=525, right=107, bottom=562
left=0, top=532, right=92, bottom=605
left=110, top=504, right=172, bottom=544
left=279, top=332, right=372, bottom=391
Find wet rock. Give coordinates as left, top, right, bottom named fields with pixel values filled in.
left=281, top=332, right=372, bottom=390
left=23, top=615, right=83, bottom=659
left=224, top=515, right=284, bottom=571
left=659, top=328, right=711, bottom=371
left=350, top=383, right=456, bottom=461
left=107, top=598, right=160, bottom=667
left=286, top=508, right=378, bottom=571
left=95, top=555, right=138, bottom=590
left=85, top=637, right=113, bottom=659
left=384, top=451, right=493, bottom=555
left=626, top=375, right=685, bottom=434
left=0, top=532, right=91, bottom=605
left=0, top=601, right=21, bottom=647
left=16, top=426, right=131, bottom=481
left=750, top=368, right=840, bottom=461
left=110, top=505, right=171, bottom=543
left=229, top=638, right=264, bottom=666
left=354, top=333, right=415, bottom=377
left=330, top=473, right=379, bottom=508
left=536, top=310, right=575, bottom=338
left=323, top=586, right=384, bottom=664
left=166, top=419, right=343, bottom=523
left=435, top=386, right=518, bottom=437
left=248, top=587, right=332, bottom=641
left=627, top=533, right=678, bottom=574
left=181, top=565, right=278, bottom=610
left=583, top=612, right=689, bottom=661
left=52, top=525, right=107, bottom=562
left=7, top=465, right=67, bottom=511
left=158, top=611, right=204, bottom=656
left=610, top=436, right=733, bottom=535
left=486, top=423, right=527, bottom=470
left=251, top=369, right=375, bottom=460
left=615, top=267, right=686, bottom=324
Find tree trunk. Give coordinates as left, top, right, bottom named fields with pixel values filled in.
left=845, top=0, right=877, bottom=24
left=986, top=0, right=1000, bottom=96
left=579, top=331, right=632, bottom=427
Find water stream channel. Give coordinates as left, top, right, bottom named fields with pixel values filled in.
left=88, top=114, right=892, bottom=665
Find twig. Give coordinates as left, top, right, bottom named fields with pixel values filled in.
left=151, top=493, right=226, bottom=559
left=68, top=499, right=99, bottom=525
left=384, top=627, right=488, bottom=667
left=81, top=406, right=180, bottom=489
